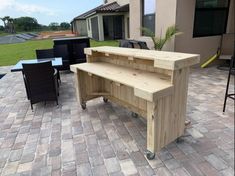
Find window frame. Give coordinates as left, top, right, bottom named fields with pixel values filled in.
left=141, top=0, right=156, bottom=36
left=193, top=0, right=230, bottom=38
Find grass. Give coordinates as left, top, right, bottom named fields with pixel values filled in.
left=0, top=39, right=119, bottom=66
left=0, top=31, right=9, bottom=37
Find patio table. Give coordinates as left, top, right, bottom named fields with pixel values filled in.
left=11, top=57, right=63, bottom=72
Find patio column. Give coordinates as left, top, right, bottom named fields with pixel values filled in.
left=98, top=14, right=104, bottom=41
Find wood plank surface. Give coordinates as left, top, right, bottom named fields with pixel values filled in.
left=72, top=62, right=173, bottom=101
left=84, top=46, right=200, bottom=70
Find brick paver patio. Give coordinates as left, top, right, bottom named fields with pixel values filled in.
left=0, top=66, right=234, bottom=176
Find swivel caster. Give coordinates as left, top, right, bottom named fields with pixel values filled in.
left=146, top=150, right=155, bottom=160
left=103, top=97, right=108, bottom=103
left=131, top=112, right=138, bottom=118
left=81, top=102, right=86, bottom=110
left=176, top=137, right=184, bottom=143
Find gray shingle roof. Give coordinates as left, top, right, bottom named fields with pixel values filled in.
left=73, top=2, right=129, bottom=21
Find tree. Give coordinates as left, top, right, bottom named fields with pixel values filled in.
left=60, top=22, right=70, bottom=30
left=141, top=25, right=182, bottom=50
left=14, top=17, right=40, bottom=31
left=49, top=22, right=60, bottom=31
left=0, top=25, right=4, bottom=31
left=8, top=18, right=15, bottom=33
left=0, top=16, right=10, bottom=32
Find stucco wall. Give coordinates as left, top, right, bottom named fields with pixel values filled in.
left=155, top=0, right=177, bottom=51
left=175, top=0, right=234, bottom=64
left=105, top=0, right=129, bottom=6
left=129, top=0, right=177, bottom=50
left=72, top=20, right=88, bottom=36
left=227, top=0, right=234, bottom=33
left=129, top=0, right=142, bottom=39
left=129, top=0, right=234, bottom=64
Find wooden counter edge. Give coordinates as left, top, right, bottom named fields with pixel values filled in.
left=134, top=85, right=174, bottom=102
left=70, top=64, right=79, bottom=73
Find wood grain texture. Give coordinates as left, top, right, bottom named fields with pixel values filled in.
left=84, top=46, right=200, bottom=70
left=72, top=62, right=173, bottom=101
left=71, top=46, right=200, bottom=154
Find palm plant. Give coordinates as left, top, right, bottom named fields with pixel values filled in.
left=141, top=25, right=182, bottom=50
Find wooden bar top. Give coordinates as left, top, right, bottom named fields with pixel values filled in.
left=84, top=46, right=200, bottom=70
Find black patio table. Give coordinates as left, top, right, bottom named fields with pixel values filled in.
left=11, top=57, right=63, bottom=72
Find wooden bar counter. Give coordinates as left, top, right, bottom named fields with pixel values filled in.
left=70, top=46, right=200, bottom=160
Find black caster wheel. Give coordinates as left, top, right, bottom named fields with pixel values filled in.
left=131, top=112, right=138, bottom=118
left=146, top=151, right=155, bottom=160
left=81, top=102, right=86, bottom=110
left=176, top=137, right=184, bottom=143
left=103, top=97, right=108, bottom=103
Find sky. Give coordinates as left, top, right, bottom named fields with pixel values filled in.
left=0, top=0, right=103, bottom=25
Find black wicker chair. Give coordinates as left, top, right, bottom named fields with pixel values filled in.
left=36, top=49, right=54, bottom=59
left=53, top=44, right=70, bottom=70
left=22, top=61, right=59, bottom=110
left=36, top=49, right=61, bottom=84
left=119, top=40, right=149, bottom=49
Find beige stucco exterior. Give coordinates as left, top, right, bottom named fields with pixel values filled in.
left=105, top=0, right=129, bottom=6
left=129, top=0, right=234, bottom=64
left=175, top=0, right=234, bottom=64
left=72, top=20, right=88, bottom=36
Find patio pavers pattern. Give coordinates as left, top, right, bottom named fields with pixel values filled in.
left=0, top=66, right=234, bottom=176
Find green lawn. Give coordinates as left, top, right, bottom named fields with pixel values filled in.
left=0, top=39, right=119, bottom=66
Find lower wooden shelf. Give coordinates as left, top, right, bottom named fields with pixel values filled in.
left=71, top=62, right=173, bottom=101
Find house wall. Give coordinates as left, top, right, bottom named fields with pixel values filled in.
left=105, top=0, right=129, bottom=6
left=72, top=20, right=88, bottom=36
left=227, top=0, right=234, bottom=33
left=129, top=0, right=152, bottom=48
left=155, top=0, right=177, bottom=51
left=124, top=13, right=130, bottom=39
left=175, top=0, right=234, bottom=64
left=129, top=0, right=234, bottom=64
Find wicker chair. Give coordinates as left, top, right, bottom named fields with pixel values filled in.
left=53, top=44, right=70, bottom=70
left=119, top=40, right=149, bottom=49
left=36, top=49, right=54, bottom=59
left=36, top=49, right=61, bottom=84
left=22, top=61, right=59, bottom=110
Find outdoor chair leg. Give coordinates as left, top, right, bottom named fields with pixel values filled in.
left=30, top=102, right=33, bottom=110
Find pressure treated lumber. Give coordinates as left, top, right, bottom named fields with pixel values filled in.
left=71, top=46, right=200, bottom=159
left=84, top=46, right=200, bottom=70
left=71, top=62, right=173, bottom=101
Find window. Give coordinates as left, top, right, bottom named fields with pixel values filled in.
left=142, top=0, right=155, bottom=35
left=193, top=0, right=230, bottom=37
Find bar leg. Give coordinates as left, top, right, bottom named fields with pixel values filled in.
left=74, top=71, right=87, bottom=110
left=146, top=102, right=156, bottom=160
